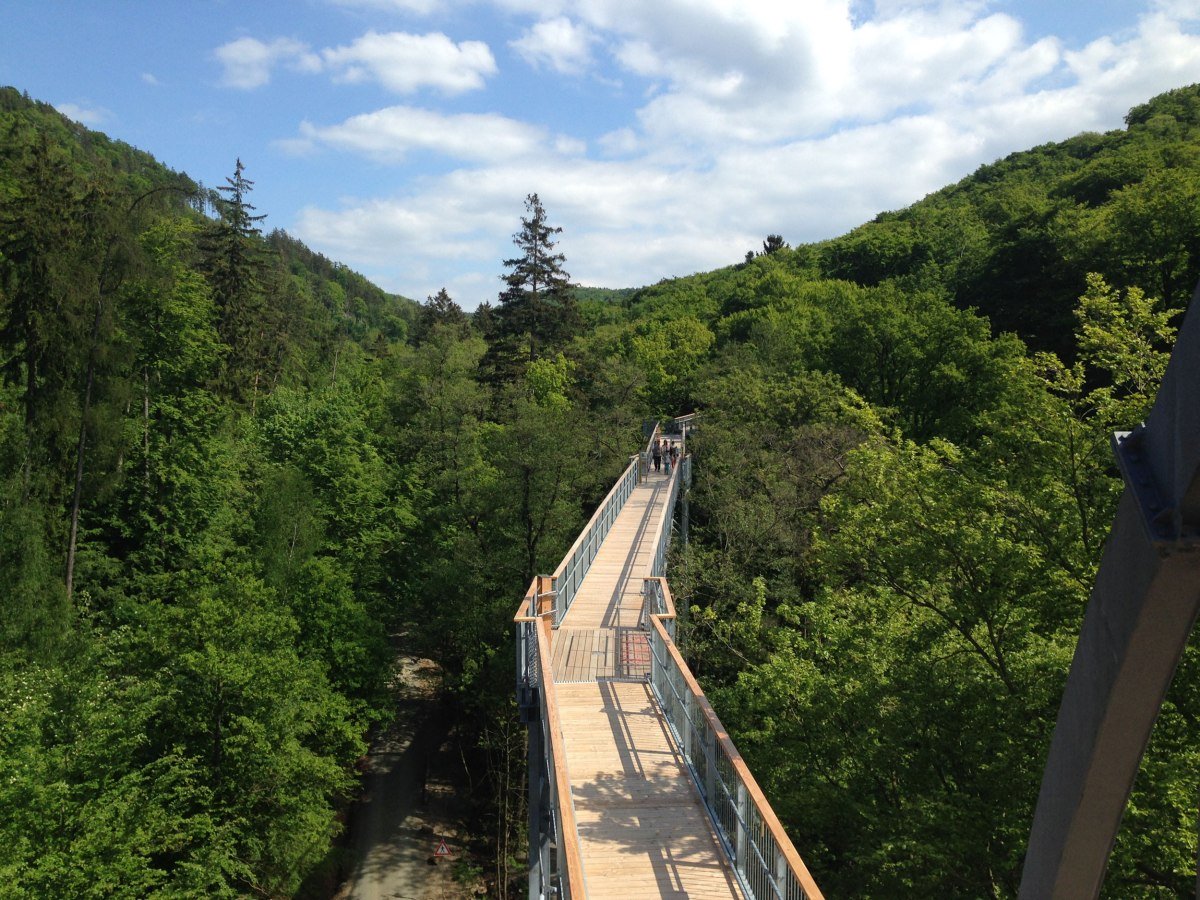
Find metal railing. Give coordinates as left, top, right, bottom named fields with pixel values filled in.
left=642, top=576, right=676, bottom=641
left=551, top=454, right=640, bottom=625
left=646, top=615, right=825, bottom=900
left=514, top=575, right=554, bottom=702
left=641, top=458, right=682, bottom=581
left=532, top=613, right=587, bottom=899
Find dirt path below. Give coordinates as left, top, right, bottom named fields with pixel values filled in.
left=334, top=656, right=481, bottom=900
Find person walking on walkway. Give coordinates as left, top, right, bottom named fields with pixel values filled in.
left=652, top=440, right=662, bottom=473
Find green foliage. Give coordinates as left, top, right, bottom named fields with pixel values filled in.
left=680, top=262, right=1188, bottom=896
left=812, top=83, right=1200, bottom=357
left=5, top=78, right=1200, bottom=900
left=487, top=193, right=580, bottom=376
left=0, top=92, right=424, bottom=896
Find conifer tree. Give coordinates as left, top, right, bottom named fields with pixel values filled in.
left=489, top=194, right=577, bottom=374
left=413, top=287, right=470, bottom=343
left=202, top=158, right=267, bottom=399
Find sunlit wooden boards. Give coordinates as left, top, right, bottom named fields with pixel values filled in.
left=556, top=681, right=744, bottom=899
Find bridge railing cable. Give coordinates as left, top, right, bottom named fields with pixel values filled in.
left=550, top=454, right=640, bottom=626
left=647, top=615, right=824, bottom=900
left=513, top=579, right=587, bottom=899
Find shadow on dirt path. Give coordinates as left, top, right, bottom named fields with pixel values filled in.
left=328, top=656, right=483, bottom=900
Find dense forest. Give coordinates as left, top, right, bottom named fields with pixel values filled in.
left=1, top=80, right=1199, bottom=898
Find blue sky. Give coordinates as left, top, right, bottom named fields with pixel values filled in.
left=4, top=1, right=1199, bottom=308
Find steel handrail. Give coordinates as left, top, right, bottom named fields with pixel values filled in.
left=550, top=454, right=640, bottom=625
left=534, top=614, right=587, bottom=899
left=646, top=615, right=825, bottom=900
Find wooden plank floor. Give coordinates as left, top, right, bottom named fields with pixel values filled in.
left=557, top=682, right=744, bottom=899
left=552, top=627, right=652, bottom=682
left=549, top=442, right=742, bottom=898
left=560, top=455, right=676, bottom=632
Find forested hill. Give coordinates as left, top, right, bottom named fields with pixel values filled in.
left=2, top=77, right=1200, bottom=899
left=611, top=84, right=1200, bottom=363
left=0, top=85, right=417, bottom=345
left=597, top=84, right=1200, bottom=898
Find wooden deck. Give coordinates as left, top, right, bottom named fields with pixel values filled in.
left=557, top=681, right=744, bottom=899
left=562, top=462, right=676, bottom=630
left=551, top=446, right=743, bottom=898
left=550, top=626, right=651, bottom=682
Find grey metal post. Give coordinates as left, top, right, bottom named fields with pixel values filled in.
left=682, top=692, right=694, bottom=765
left=736, top=781, right=749, bottom=875
left=1020, top=284, right=1200, bottom=900
left=704, top=726, right=718, bottom=805
left=681, top=478, right=690, bottom=546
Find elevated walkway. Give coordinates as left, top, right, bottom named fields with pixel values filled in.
left=515, top=418, right=823, bottom=900
left=560, top=680, right=743, bottom=900
left=552, top=462, right=674, bottom=682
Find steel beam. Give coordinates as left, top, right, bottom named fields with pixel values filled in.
left=527, top=713, right=546, bottom=900
left=1019, top=284, right=1200, bottom=899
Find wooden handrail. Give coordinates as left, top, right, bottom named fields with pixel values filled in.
left=551, top=456, right=638, bottom=586
left=513, top=576, right=540, bottom=624
left=513, top=575, right=587, bottom=897
left=513, top=573, right=558, bottom=624
left=648, top=614, right=826, bottom=900
left=644, top=576, right=676, bottom=619
left=644, top=420, right=662, bottom=457
left=643, top=460, right=681, bottom=566
left=536, top=614, right=587, bottom=898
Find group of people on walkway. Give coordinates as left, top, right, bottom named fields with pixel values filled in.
left=651, top=437, right=680, bottom=475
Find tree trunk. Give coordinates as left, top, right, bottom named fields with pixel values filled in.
left=143, top=368, right=151, bottom=494
left=65, top=300, right=103, bottom=601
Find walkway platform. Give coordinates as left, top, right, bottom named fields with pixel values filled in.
left=552, top=450, right=743, bottom=898
left=558, top=681, right=744, bottom=899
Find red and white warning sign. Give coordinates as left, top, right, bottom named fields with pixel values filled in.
left=434, top=838, right=450, bottom=857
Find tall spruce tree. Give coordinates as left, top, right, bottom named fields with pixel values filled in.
left=413, top=287, right=470, bottom=343
left=489, top=194, right=577, bottom=375
left=202, top=158, right=267, bottom=399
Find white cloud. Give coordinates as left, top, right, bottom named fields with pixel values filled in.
left=284, top=105, right=545, bottom=162
left=288, top=0, right=1200, bottom=309
left=1152, top=0, right=1200, bottom=20
left=328, top=0, right=448, bottom=14
left=554, top=134, right=587, bottom=156
left=214, top=36, right=316, bottom=89
left=141, top=72, right=160, bottom=86
left=511, top=16, right=596, bottom=74
left=54, top=102, right=110, bottom=125
left=215, top=30, right=493, bottom=95
left=320, top=30, right=496, bottom=93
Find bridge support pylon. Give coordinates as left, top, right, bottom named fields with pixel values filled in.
left=1020, top=283, right=1200, bottom=899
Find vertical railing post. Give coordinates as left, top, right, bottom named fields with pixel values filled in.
left=527, top=713, right=545, bottom=900
left=736, top=781, right=749, bottom=876
left=704, top=713, right=718, bottom=805
left=682, top=691, right=694, bottom=764
left=775, top=837, right=789, bottom=898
